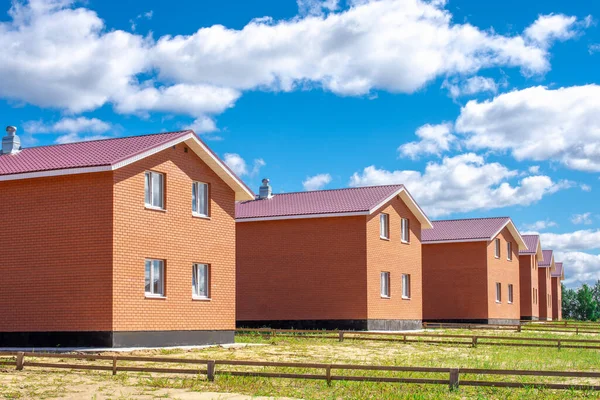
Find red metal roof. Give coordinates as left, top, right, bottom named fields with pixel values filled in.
left=0, top=130, right=191, bottom=176
left=540, top=250, right=554, bottom=267
left=236, top=184, right=406, bottom=219
left=520, top=234, right=540, bottom=255
left=422, top=217, right=511, bottom=242
left=552, top=262, right=563, bottom=277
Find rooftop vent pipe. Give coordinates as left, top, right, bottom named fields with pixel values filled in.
left=1, top=126, right=21, bottom=155
left=258, top=178, right=273, bottom=199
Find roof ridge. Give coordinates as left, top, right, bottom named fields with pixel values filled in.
left=432, top=216, right=510, bottom=223
left=22, top=130, right=191, bottom=150
left=266, top=184, right=405, bottom=197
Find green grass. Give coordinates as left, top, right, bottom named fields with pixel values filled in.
left=2, top=328, right=600, bottom=399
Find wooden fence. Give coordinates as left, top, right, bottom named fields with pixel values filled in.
left=0, top=352, right=599, bottom=391
left=236, top=328, right=600, bottom=350
left=422, top=321, right=600, bottom=334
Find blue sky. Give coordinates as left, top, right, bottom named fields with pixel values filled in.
left=1, top=0, right=599, bottom=286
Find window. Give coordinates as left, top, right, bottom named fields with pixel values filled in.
left=508, top=284, right=513, bottom=304
left=507, top=242, right=512, bottom=261
left=192, top=263, right=209, bottom=299
left=192, top=182, right=209, bottom=217
left=145, top=171, right=164, bottom=209
left=145, top=259, right=165, bottom=296
left=494, top=238, right=501, bottom=258
left=402, top=274, right=411, bottom=299
left=401, top=218, right=410, bottom=243
left=380, top=214, right=389, bottom=239
left=495, top=282, right=501, bottom=303
left=380, top=272, right=390, bottom=298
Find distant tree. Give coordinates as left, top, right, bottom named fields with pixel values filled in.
left=593, top=280, right=600, bottom=306
left=562, top=284, right=577, bottom=320
left=575, top=284, right=600, bottom=321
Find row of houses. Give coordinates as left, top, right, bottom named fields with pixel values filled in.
left=0, top=128, right=565, bottom=348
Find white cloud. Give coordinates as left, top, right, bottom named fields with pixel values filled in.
left=303, top=173, right=332, bottom=191
left=0, top=1, right=590, bottom=132
left=580, top=184, right=592, bottom=192
left=398, top=123, right=456, bottom=159
left=556, top=251, right=600, bottom=288
left=297, top=0, right=339, bottom=16
left=538, top=229, right=600, bottom=252
left=528, top=165, right=540, bottom=174
left=130, top=9, right=153, bottom=31
left=524, top=13, right=588, bottom=48
left=184, top=116, right=218, bottom=134
left=523, top=219, right=557, bottom=231
left=150, top=0, right=570, bottom=96
left=571, top=212, right=593, bottom=225
left=455, top=85, right=600, bottom=172
left=442, top=76, right=498, bottom=98
left=349, top=153, right=570, bottom=217
left=590, top=44, right=600, bottom=54
left=23, top=117, right=114, bottom=143
left=223, top=153, right=266, bottom=177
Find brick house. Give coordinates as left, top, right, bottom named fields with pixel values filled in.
left=236, top=182, right=433, bottom=331
left=551, top=262, right=564, bottom=321
left=519, top=235, right=543, bottom=320
left=422, top=217, right=527, bottom=325
left=538, top=250, right=556, bottom=321
left=0, top=128, right=254, bottom=347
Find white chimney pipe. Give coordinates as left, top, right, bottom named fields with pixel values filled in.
left=1, top=126, right=21, bottom=155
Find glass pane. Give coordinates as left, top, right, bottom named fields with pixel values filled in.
left=192, top=265, right=198, bottom=295
left=153, top=261, right=163, bottom=295
left=152, top=173, right=163, bottom=208
left=198, top=265, right=208, bottom=297
left=199, top=184, right=208, bottom=216
left=192, top=183, right=198, bottom=213
left=145, top=173, right=151, bottom=205
left=145, top=260, right=151, bottom=293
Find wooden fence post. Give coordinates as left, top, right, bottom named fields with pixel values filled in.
left=207, top=361, right=216, bottom=382
left=339, top=332, right=344, bottom=342
left=15, top=352, right=24, bottom=371
left=449, top=368, right=460, bottom=390
left=326, top=365, right=332, bottom=386
left=576, top=327, right=579, bottom=335
left=472, top=337, right=478, bottom=348
left=517, top=325, right=522, bottom=333
left=112, top=356, right=118, bottom=375
left=557, top=340, right=561, bottom=351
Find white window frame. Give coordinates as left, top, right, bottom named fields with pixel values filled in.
left=380, top=272, right=390, bottom=298
left=192, top=263, right=210, bottom=299
left=145, top=171, right=165, bottom=210
left=402, top=274, right=411, bottom=299
left=401, top=218, right=410, bottom=243
left=495, top=238, right=501, bottom=259
left=380, top=214, right=390, bottom=240
left=192, top=181, right=209, bottom=217
left=508, top=284, right=513, bottom=304
left=495, top=282, right=501, bottom=303
left=145, top=259, right=165, bottom=297
left=507, top=242, right=512, bottom=261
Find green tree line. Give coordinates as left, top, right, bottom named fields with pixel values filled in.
left=562, top=281, right=600, bottom=321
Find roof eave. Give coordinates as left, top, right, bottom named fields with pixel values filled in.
left=491, top=219, right=527, bottom=251
left=368, top=187, right=433, bottom=229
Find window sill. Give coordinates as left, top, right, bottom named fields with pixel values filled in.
left=508, top=302, right=513, bottom=305
left=402, top=296, right=411, bottom=300
left=495, top=256, right=500, bottom=259
left=145, top=294, right=166, bottom=299
left=145, top=206, right=167, bottom=212
left=192, top=213, right=211, bottom=220
left=192, top=296, right=211, bottom=301
left=380, top=236, right=390, bottom=241
left=495, top=301, right=501, bottom=304
left=401, top=240, right=410, bottom=245
left=381, top=295, right=390, bottom=299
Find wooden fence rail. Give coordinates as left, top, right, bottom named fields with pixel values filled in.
left=0, top=352, right=599, bottom=391
left=422, top=322, right=600, bottom=334
left=236, top=328, right=600, bottom=350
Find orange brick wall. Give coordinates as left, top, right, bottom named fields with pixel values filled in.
left=0, top=173, right=114, bottom=332
left=112, top=144, right=236, bottom=332
left=551, top=277, right=562, bottom=321
left=538, top=267, right=553, bottom=320
left=236, top=216, right=368, bottom=321
left=366, top=197, right=422, bottom=321
left=422, top=242, right=488, bottom=320
left=519, top=254, right=539, bottom=318
left=486, top=228, right=520, bottom=321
